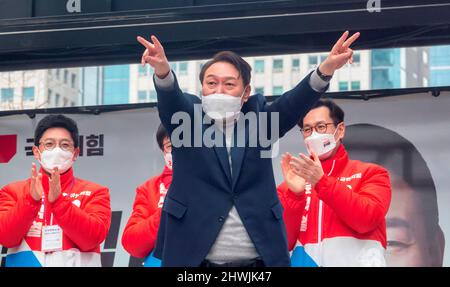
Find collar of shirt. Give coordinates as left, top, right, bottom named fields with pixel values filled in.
left=320, top=144, right=349, bottom=176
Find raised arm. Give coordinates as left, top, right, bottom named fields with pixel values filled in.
left=266, top=31, right=360, bottom=137
left=137, top=35, right=194, bottom=134
left=137, top=35, right=170, bottom=79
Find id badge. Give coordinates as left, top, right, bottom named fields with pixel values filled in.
left=41, top=225, right=63, bottom=252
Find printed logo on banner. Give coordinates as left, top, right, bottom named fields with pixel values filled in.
left=24, top=134, right=105, bottom=157
left=101, top=211, right=122, bottom=267
left=100, top=211, right=145, bottom=267
left=0, top=135, right=17, bottom=164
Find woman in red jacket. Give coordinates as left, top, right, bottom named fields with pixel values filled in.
left=121, top=123, right=172, bottom=266
left=0, top=114, right=111, bottom=267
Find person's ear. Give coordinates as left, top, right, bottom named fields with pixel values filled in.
left=32, top=146, right=41, bottom=161
left=242, top=85, right=251, bottom=104
left=337, top=122, right=345, bottom=141
left=73, top=148, right=80, bottom=162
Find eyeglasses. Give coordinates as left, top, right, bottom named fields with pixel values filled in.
left=39, top=139, right=74, bottom=151
left=300, top=122, right=336, bottom=137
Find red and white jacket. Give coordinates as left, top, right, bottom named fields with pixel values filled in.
left=0, top=168, right=111, bottom=267
left=121, top=166, right=172, bottom=258
left=278, top=144, right=391, bottom=267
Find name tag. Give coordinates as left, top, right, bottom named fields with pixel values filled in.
left=41, top=225, right=63, bottom=252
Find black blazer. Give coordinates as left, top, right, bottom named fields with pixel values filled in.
left=153, top=71, right=324, bottom=266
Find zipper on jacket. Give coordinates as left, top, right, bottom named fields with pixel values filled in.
left=318, top=159, right=336, bottom=265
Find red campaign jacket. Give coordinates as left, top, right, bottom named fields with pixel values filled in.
left=277, top=144, right=392, bottom=266
left=122, top=166, right=172, bottom=258
left=0, top=168, right=111, bottom=267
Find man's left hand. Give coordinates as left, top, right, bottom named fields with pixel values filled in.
left=319, top=31, right=361, bottom=76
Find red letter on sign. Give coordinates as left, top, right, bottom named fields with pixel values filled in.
left=0, top=135, right=17, bottom=163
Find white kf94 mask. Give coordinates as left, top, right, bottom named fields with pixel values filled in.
left=304, top=127, right=340, bottom=159
left=201, top=93, right=243, bottom=122
left=39, top=147, right=74, bottom=173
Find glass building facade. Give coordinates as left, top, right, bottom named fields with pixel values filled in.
left=102, top=65, right=130, bottom=105
left=371, top=48, right=402, bottom=89
left=430, top=46, right=450, bottom=87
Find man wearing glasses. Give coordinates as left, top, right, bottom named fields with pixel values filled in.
left=0, top=114, right=111, bottom=267
left=277, top=99, right=391, bottom=266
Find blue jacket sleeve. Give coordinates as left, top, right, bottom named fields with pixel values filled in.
left=264, top=71, right=326, bottom=138
left=153, top=71, right=196, bottom=135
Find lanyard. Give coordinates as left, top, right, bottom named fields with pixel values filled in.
left=43, top=179, right=75, bottom=226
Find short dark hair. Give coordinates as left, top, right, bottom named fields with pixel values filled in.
left=199, top=51, right=252, bottom=87
left=298, top=99, right=345, bottom=128
left=156, top=123, right=169, bottom=151
left=34, top=115, right=79, bottom=148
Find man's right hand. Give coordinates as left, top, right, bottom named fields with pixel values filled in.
left=30, top=163, right=43, bottom=202
left=281, top=153, right=306, bottom=194
left=137, top=35, right=171, bottom=79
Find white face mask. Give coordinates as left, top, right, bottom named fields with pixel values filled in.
left=304, top=126, right=340, bottom=160
left=201, top=92, right=243, bottom=123
left=38, top=147, right=74, bottom=173
left=164, top=152, right=173, bottom=170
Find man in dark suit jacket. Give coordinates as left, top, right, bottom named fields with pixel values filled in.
left=136, top=31, right=360, bottom=267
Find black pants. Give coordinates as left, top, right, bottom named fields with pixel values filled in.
left=199, top=257, right=266, bottom=267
